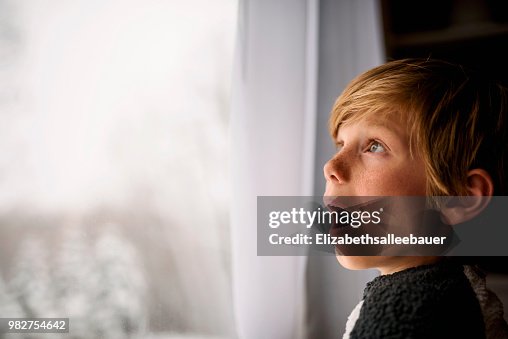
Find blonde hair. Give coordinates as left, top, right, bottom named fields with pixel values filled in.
left=329, top=58, right=508, bottom=196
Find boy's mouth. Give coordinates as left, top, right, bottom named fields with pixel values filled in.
left=324, top=196, right=392, bottom=232
left=324, top=196, right=386, bottom=211
left=324, top=203, right=348, bottom=228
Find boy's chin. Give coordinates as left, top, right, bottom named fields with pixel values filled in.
left=335, top=254, right=385, bottom=271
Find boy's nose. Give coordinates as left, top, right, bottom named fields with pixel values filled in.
left=323, top=155, right=349, bottom=184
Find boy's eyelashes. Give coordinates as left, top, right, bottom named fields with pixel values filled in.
left=334, top=139, right=389, bottom=154
left=334, top=141, right=344, bottom=152
left=365, top=139, right=387, bottom=153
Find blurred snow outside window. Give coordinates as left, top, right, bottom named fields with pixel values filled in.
left=0, top=0, right=237, bottom=338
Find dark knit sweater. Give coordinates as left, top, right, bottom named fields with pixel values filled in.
left=349, top=260, right=485, bottom=339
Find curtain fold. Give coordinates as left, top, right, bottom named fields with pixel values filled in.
left=230, top=1, right=316, bottom=338
left=308, top=1, right=384, bottom=338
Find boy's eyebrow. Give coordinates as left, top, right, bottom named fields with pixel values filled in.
left=364, top=116, right=405, bottom=130
left=375, top=122, right=409, bottom=138
left=336, top=120, right=409, bottom=147
left=337, top=121, right=407, bottom=138
left=369, top=124, right=405, bottom=138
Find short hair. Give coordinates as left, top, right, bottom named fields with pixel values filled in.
left=329, top=58, right=508, bottom=196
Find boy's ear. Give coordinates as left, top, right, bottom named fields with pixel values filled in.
left=440, top=169, right=493, bottom=225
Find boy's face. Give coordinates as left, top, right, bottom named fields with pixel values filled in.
left=323, top=113, right=429, bottom=273
left=324, top=113, right=426, bottom=197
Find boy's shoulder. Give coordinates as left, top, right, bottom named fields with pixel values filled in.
left=350, top=260, right=485, bottom=339
left=363, top=259, right=470, bottom=298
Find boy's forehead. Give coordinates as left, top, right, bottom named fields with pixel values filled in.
left=337, top=111, right=409, bottom=135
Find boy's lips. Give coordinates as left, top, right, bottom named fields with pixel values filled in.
left=323, top=196, right=385, bottom=210
left=322, top=196, right=353, bottom=210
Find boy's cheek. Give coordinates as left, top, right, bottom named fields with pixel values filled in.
left=361, top=167, right=426, bottom=196
left=326, top=177, right=418, bottom=196
left=325, top=160, right=427, bottom=196
left=351, top=174, right=421, bottom=196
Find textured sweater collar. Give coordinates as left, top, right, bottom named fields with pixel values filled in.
left=363, top=259, right=461, bottom=298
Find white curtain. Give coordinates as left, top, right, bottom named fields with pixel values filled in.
left=307, top=1, right=384, bottom=338
left=230, top=1, right=384, bottom=338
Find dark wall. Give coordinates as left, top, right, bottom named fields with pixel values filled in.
left=381, top=0, right=508, bottom=87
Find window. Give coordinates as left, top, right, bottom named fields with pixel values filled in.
left=0, top=1, right=238, bottom=337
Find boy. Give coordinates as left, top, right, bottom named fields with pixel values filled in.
left=323, top=58, right=508, bottom=338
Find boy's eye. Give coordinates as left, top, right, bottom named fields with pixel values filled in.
left=368, top=141, right=386, bottom=153
left=335, top=142, right=344, bottom=152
